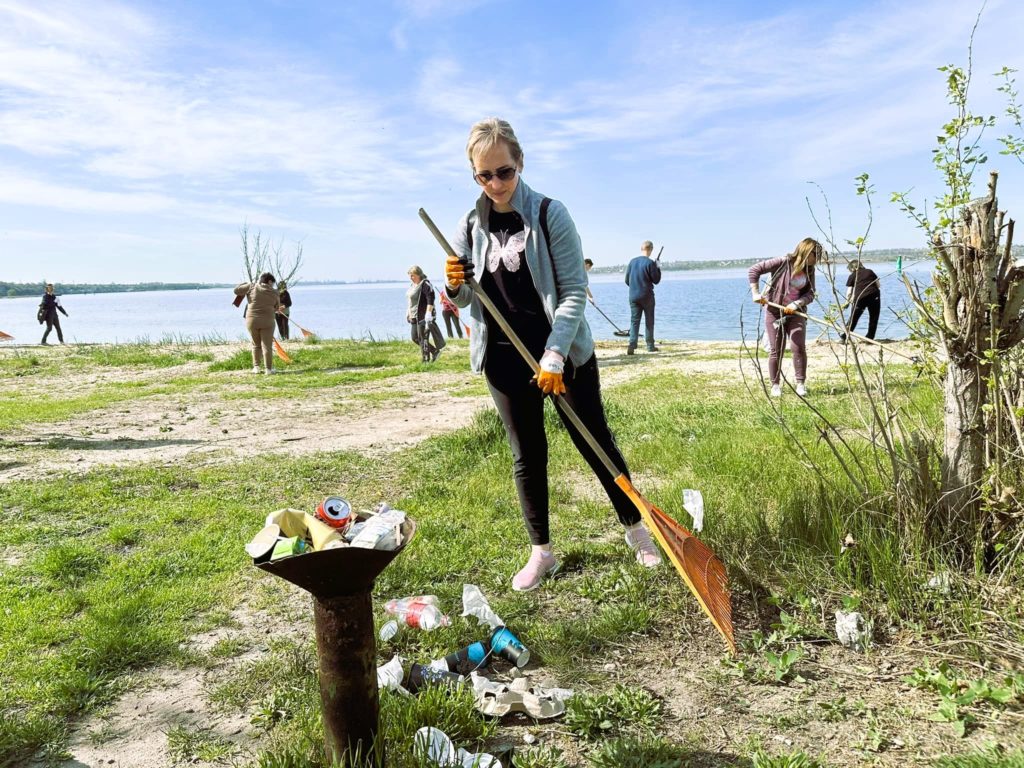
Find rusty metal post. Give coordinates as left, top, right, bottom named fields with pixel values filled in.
left=255, top=518, right=416, bottom=768
left=313, top=591, right=378, bottom=765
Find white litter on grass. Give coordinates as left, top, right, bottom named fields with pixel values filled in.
left=413, top=727, right=502, bottom=768
left=461, top=584, right=504, bottom=630
left=379, top=620, right=399, bottom=642
left=926, top=571, right=952, bottom=594
left=376, top=655, right=409, bottom=694
left=835, top=610, right=871, bottom=651
left=682, top=489, right=704, bottom=532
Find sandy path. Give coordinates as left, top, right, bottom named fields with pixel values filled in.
left=0, top=340, right=906, bottom=484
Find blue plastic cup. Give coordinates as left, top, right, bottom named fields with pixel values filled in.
left=490, top=626, right=529, bottom=668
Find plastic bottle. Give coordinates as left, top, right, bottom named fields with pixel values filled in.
left=384, top=595, right=439, bottom=614
left=385, top=597, right=450, bottom=630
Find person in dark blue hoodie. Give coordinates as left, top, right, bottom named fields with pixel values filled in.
left=624, top=240, right=661, bottom=354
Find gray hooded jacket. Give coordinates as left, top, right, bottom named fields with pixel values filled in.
left=448, top=178, right=593, bottom=374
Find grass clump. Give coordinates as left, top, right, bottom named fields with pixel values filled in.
left=564, top=684, right=662, bottom=740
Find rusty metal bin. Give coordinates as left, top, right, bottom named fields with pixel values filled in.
left=256, top=517, right=417, bottom=766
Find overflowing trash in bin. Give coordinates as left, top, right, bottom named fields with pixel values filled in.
left=246, top=501, right=408, bottom=563
left=247, top=497, right=573, bottom=768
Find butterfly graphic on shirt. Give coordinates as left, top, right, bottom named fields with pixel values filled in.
left=487, top=229, right=526, bottom=273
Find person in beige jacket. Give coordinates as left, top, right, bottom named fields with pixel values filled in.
left=234, top=273, right=281, bottom=374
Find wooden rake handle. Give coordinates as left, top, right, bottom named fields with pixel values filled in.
left=762, top=300, right=916, bottom=361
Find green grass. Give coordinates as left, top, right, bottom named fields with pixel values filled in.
left=0, top=345, right=1021, bottom=766
left=0, top=339, right=471, bottom=429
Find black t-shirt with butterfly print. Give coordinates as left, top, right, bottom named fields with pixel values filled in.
left=480, top=209, right=551, bottom=357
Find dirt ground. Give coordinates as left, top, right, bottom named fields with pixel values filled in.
left=11, top=338, right=1010, bottom=768
left=0, top=339, right=877, bottom=484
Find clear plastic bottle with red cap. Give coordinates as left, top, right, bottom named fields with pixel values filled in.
left=384, top=596, right=450, bottom=631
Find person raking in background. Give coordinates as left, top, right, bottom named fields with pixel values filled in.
left=407, top=265, right=446, bottom=361
left=840, top=259, right=881, bottom=341
left=584, top=258, right=595, bottom=302
left=39, top=283, right=69, bottom=345
left=234, top=273, right=280, bottom=375
left=624, top=240, right=661, bottom=354
left=445, top=117, right=662, bottom=592
left=276, top=280, right=293, bottom=340
left=439, top=285, right=463, bottom=339
left=748, top=238, right=821, bottom=397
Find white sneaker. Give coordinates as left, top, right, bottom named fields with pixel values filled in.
left=625, top=522, right=662, bottom=568
left=252, top=365, right=260, bottom=374
left=264, top=368, right=275, bottom=375
left=796, top=383, right=807, bottom=396
left=770, top=384, right=782, bottom=397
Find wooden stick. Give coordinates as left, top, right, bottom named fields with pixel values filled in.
left=761, top=300, right=918, bottom=362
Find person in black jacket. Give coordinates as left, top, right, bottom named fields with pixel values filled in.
left=39, top=283, right=69, bottom=345
left=406, top=266, right=446, bottom=362
left=276, top=281, right=293, bottom=340
left=840, top=260, right=881, bottom=341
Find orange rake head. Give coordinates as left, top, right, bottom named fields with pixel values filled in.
left=0, top=330, right=13, bottom=341
left=648, top=503, right=735, bottom=654
left=273, top=339, right=293, bottom=364
left=614, top=476, right=735, bottom=654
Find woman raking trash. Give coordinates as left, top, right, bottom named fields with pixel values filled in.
left=418, top=117, right=734, bottom=653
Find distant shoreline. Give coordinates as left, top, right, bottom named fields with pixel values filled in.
left=8, top=243, right=1019, bottom=294
left=0, top=279, right=404, bottom=299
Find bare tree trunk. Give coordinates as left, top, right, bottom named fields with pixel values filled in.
left=939, top=361, right=986, bottom=548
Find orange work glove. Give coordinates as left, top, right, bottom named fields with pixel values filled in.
left=533, top=370, right=566, bottom=396
left=783, top=302, right=799, bottom=315
left=445, top=255, right=475, bottom=289
left=533, top=350, right=566, bottom=395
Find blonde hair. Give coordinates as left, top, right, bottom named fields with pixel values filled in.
left=790, top=238, right=822, bottom=274
left=408, top=265, right=426, bottom=280
left=466, top=118, right=524, bottom=170
left=641, top=241, right=653, bottom=251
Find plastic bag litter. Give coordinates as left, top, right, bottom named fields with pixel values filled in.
left=377, top=655, right=409, bottom=694
left=469, top=672, right=573, bottom=719
left=350, top=509, right=406, bottom=550
left=413, top=727, right=501, bottom=768
left=835, top=610, right=871, bottom=651
left=682, top=489, right=704, bottom=532
left=462, top=584, right=504, bottom=630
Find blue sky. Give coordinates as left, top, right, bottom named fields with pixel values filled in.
left=1, top=0, right=1022, bottom=283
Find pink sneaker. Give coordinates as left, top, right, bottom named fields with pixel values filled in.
left=511, top=550, right=560, bottom=592
left=625, top=523, right=662, bottom=568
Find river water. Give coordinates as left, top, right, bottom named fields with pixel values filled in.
left=0, top=262, right=926, bottom=345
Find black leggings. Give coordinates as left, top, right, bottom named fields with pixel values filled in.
left=484, top=342, right=640, bottom=545
left=442, top=309, right=463, bottom=338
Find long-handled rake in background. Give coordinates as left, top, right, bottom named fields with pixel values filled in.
left=762, top=300, right=916, bottom=361
left=284, top=315, right=317, bottom=340
left=590, top=300, right=630, bottom=337
left=273, top=338, right=293, bottom=364
left=420, top=208, right=736, bottom=654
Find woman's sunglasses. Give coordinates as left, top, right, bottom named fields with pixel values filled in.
left=473, top=166, right=517, bottom=185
